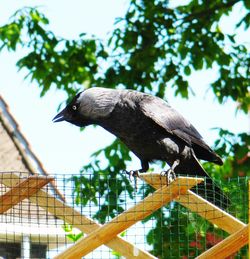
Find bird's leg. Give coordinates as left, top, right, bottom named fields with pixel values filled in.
left=123, top=160, right=149, bottom=191
left=124, top=170, right=139, bottom=182
left=123, top=170, right=139, bottom=191
left=161, top=159, right=180, bottom=185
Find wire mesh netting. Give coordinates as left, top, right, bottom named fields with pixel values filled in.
left=0, top=171, right=249, bottom=259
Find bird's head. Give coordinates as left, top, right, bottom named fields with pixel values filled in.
left=52, top=91, right=90, bottom=127
left=53, top=87, right=118, bottom=127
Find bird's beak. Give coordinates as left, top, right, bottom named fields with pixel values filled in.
left=52, top=109, right=66, bottom=123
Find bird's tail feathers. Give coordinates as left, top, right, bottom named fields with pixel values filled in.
left=192, top=142, right=223, bottom=165
left=191, top=179, right=230, bottom=209
left=176, top=156, right=230, bottom=209
left=211, top=152, right=223, bottom=165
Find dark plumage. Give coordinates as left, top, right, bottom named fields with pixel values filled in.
left=53, top=87, right=229, bottom=207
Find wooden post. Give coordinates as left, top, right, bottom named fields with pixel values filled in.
left=140, top=172, right=246, bottom=234
left=196, top=224, right=248, bottom=259
left=55, top=177, right=203, bottom=259
left=0, top=172, right=156, bottom=259
left=0, top=175, right=54, bottom=214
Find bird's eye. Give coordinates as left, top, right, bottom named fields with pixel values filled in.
left=72, top=105, right=77, bottom=111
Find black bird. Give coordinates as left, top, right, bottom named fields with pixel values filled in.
left=53, top=87, right=229, bottom=207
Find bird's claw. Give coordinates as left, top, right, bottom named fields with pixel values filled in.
left=160, top=169, right=176, bottom=185
left=123, top=170, right=140, bottom=191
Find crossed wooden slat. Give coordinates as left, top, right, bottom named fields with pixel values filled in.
left=141, top=173, right=248, bottom=258
left=0, top=172, right=159, bottom=259
left=54, top=176, right=203, bottom=258
left=142, top=173, right=246, bottom=233
left=197, top=224, right=248, bottom=258
left=55, top=173, right=248, bottom=259
left=0, top=175, right=54, bottom=214
left=0, top=172, right=248, bottom=259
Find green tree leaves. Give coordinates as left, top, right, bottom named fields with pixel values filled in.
left=1, top=2, right=249, bottom=109
left=0, top=7, right=101, bottom=97
left=0, top=1, right=249, bottom=257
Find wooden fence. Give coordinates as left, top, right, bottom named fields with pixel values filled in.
left=0, top=172, right=249, bottom=258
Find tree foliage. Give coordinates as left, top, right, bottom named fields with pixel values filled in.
left=1, top=1, right=249, bottom=108
left=0, top=0, right=249, bottom=257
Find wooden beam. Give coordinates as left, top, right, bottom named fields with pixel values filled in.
left=140, top=172, right=246, bottom=234
left=55, top=177, right=203, bottom=259
left=0, top=175, right=54, bottom=214
left=0, top=172, right=156, bottom=259
left=177, top=191, right=245, bottom=234
left=196, top=224, right=248, bottom=259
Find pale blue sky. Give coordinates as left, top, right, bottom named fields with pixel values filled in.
left=0, top=1, right=249, bottom=174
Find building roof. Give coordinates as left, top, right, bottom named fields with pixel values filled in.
left=0, top=95, right=71, bottom=249
left=0, top=95, right=65, bottom=201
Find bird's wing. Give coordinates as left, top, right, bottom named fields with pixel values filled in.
left=139, top=95, right=208, bottom=148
